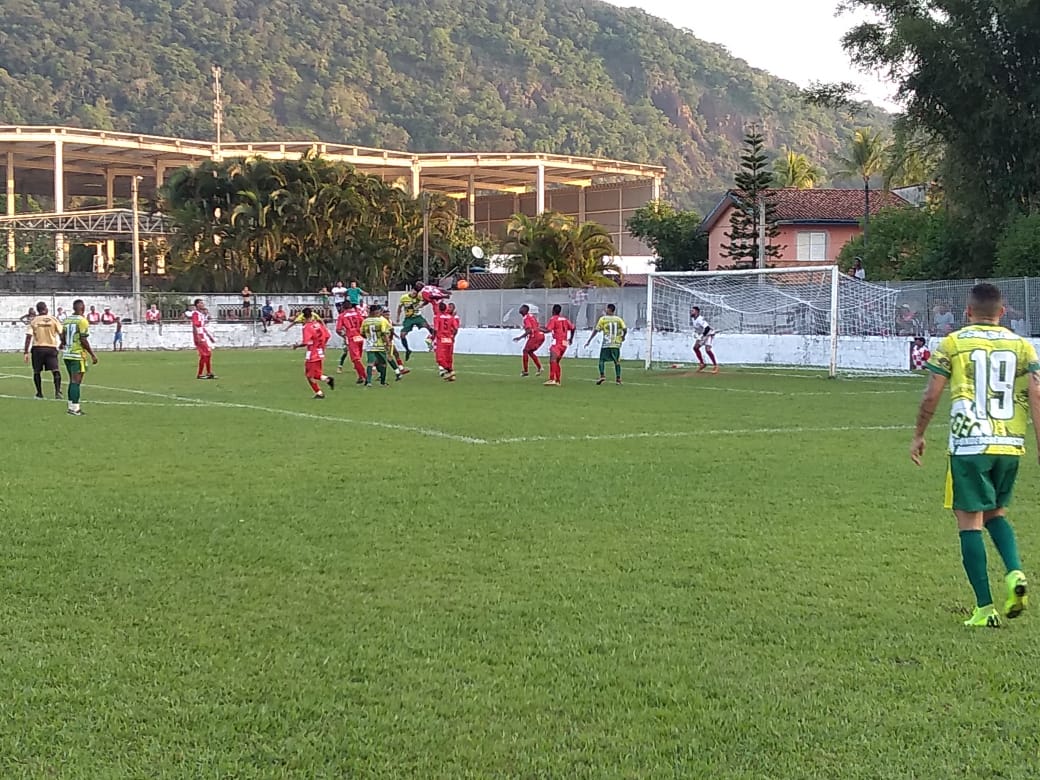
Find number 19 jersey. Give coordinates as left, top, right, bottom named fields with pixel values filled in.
left=926, top=325, right=1040, bottom=456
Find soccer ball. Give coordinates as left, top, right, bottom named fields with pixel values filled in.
left=456, top=279, right=470, bottom=290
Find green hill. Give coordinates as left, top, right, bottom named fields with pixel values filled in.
left=0, top=0, right=886, bottom=211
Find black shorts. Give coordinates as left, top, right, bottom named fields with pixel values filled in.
left=31, top=347, right=59, bottom=373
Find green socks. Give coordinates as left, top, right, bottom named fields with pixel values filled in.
left=614, top=360, right=622, bottom=379
left=598, top=357, right=605, bottom=377
left=68, top=383, right=81, bottom=404
left=985, top=516, right=1022, bottom=572
left=960, top=530, right=992, bottom=607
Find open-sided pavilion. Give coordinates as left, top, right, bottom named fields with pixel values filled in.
left=0, top=125, right=665, bottom=272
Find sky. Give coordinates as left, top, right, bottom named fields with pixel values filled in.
left=606, top=0, right=901, bottom=112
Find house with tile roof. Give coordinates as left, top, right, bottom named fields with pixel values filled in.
left=701, top=189, right=912, bottom=271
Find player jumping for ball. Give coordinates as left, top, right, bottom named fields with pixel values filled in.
left=586, top=303, right=627, bottom=385
left=513, top=304, right=545, bottom=377
left=690, top=306, right=718, bottom=374
left=293, top=307, right=335, bottom=399
left=396, top=284, right=433, bottom=360
left=911, top=283, right=1040, bottom=627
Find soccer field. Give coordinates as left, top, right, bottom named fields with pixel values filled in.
left=2, top=350, right=1039, bottom=779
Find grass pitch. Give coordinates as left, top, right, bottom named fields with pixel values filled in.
left=1, top=350, right=1039, bottom=779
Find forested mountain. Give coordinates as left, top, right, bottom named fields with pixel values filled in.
left=0, top=0, right=887, bottom=211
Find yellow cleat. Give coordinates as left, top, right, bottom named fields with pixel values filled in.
left=1004, top=570, right=1028, bottom=619
left=964, top=605, right=1002, bottom=628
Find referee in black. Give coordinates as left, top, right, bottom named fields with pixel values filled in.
left=23, top=301, right=63, bottom=399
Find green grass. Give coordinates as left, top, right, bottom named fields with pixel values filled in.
left=2, top=350, right=1040, bottom=779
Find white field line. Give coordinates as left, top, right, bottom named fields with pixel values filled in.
left=0, top=393, right=205, bottom=408
left=0, top=373, right=912, bottom=445
left=0, top=374, right=487, bottom=444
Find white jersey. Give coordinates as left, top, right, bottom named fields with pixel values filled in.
left=331, top=285, right=347, bottom=304
left=691, top=315, right=711, bottom=338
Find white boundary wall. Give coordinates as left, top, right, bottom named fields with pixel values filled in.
left=1, top=321, right=1020, bottom=372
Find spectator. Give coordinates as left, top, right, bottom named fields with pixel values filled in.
left=113, top=318, right=124, bottom=351
left=20, top=306, right=36, bottom=324
left=56, top=306, right=66, bottom=321
left=145, top=304, right=161, bottom=324
left=910, top=337, right=931, bottom=370
left=261, top=299, right=275, bottom=331
left=87, top=305, right=101, bottom=325
left=101, top=306, right=118, bottom=325
left=850, top=258, right=866, bottom=280
left=895, top=305, right=920, bottom=336
left=331, top=281, right=347, bottom=309
left=347, top=281, right=367, bottom=306
left=241, top=286, right=253, bottom=318
left=932, top=303, right=956, bottom=335
left=273, top=305, right=288, bottom=324
left=1008, top=306, right=1027, bottom=335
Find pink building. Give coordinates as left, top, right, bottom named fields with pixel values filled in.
left=702, top=189, right=911, bottom=270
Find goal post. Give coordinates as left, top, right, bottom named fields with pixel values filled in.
left=644, top=265, right=902, bottom=376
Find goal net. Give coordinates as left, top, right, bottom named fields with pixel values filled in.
left=644, top=266, right=904, bottom=376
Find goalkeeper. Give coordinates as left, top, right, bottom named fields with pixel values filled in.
left=690, top=306, right=718, bottom=374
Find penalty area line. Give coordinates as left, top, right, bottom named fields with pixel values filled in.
left=488, top=423, right=910, bottom=445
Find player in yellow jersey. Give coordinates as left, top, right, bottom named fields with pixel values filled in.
left=59, top=299, right=99, bottom=416
left=585, top=304, right=627, bottom=385
left=912, top=283, right=1040, bottom=627
left=395, top=289, right=433, bottom=360
left=361, top=304, right=394, bottom=386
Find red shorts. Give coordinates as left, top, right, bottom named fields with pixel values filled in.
left=435, top=339, right=455, bottom=359
left=194, top=340, right=211, bottom=358
left=305, top=359, right=325, bottom=379
left=550, top=342, right=568, bottom=359
left=525, top=334, right=545, bottom=351
left=348, top=337, right=363, bottom=361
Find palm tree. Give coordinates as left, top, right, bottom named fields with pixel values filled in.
left=772, top=149, right=825, bottom=189
left=502, top=212, right=619, bottom=288
left=834, top=128, right=887, bottom=246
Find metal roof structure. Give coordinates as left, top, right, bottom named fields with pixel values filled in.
left=1, top=125, right=665, bottom=270
left=0, top=209, right=173, bottom=238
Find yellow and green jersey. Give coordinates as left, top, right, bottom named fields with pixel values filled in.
left=399, top=293, right=421, bottom=318
left=361, top=316, right=391, bottom=352
left=595, top=315, right=627, bottom=348
left=926, top=325, right=1040, bottom=456
left=292, top=312, right=324, bottom=324
left=62, top=315, right=90, bottom=361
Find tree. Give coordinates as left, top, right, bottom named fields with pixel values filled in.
left=626, top=201, right=707, bottom=271
left=721, top=126, right=782, bottom=267
left=995, top=213, right=1040, bottom=278
left=833, top=127, right=886, bottom=246
left=840, top=0, right=1040, bottom=256
left=771, top=149, right=825, bottom=189
left=502, top=211, right=619, bottom=288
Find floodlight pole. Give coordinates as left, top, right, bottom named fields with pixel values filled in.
left=422, top=192, right=430, bottom=285
left=131, top=175, right=143, bottom=322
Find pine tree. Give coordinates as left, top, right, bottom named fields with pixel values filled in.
left=722, top=126, right=783, bottom=266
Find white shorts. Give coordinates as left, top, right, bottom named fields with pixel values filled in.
left=694, top=334, right=715, bottom=349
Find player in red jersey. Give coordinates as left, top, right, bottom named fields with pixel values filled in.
left=542, top=303, right=575, bottom=386
left=417, top=280, right=450, bottom=307
left=293, top=307, right=335, bottom=398
left=335, top=301, right=368, bottom=384
left=512, top=304, right=545, bottom=377
left=189, top=298, right=217, bottom=379
left=433, top=301, right=459, bottom=381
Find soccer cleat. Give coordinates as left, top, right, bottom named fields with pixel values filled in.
left=55, top=391, right=63, bottom=400
left=1004, top=570, right=1028, bottom=619
left=196, top=375, right=206, bottom=380
left=964, top=605, right=1002, bottom=628
left=67, top=408, right=83, bottom=416
left=325, top=376, right=335, bottom=390
left=337, top=366, right=343, bottom=374
left=356, top=377, right=366, bottom=385
left=313, top=392, right=325, bottom=399
left=596, top=377, right=606, bottom=385
left=543, top=379, right=559, bottom=386
left=399, top=367, right=411, bottom=376
left=205, top=374, right=217, bottom=380
left=34, top=394, right=43, bottom=400
left=364, top=382, right=372, bottom=387
left=536, top=368, right=543, bottom=376
left=521, top=371, right=529, bottom=377
left=711, top=366, right=720, bottom=375
left=616, top=378, right=623, bottom=385
left=404, top=349, right=412, bottom=361
left=696, top=364, right=706, bottom=373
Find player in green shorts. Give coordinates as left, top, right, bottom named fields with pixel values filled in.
left=361, top=304, right=393, bottom=386
left=59, top=299, right=99, bottom=416
left=912, top=282, right=1040, bottom=627
left=585, top=304, right=627, bottom=385
left=396, top=290, right=432, bottom=360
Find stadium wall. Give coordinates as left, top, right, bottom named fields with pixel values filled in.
left=0, top=322, right=955, bottom=371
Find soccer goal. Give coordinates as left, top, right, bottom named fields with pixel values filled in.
left=644, top=265, right=904, bottom=376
